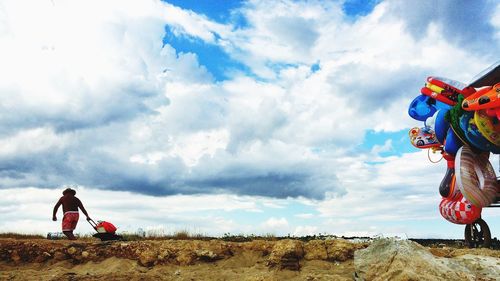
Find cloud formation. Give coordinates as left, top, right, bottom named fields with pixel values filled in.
left=0, top=0, right=499, bottom=202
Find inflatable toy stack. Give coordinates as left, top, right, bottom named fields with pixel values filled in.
left=408, top=62, right=500, bottom=225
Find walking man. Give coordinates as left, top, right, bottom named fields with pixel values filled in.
left=52, top=188, right=91, bottom=240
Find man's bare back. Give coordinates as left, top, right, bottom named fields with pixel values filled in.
left=55, top=194, right=86, bottom=213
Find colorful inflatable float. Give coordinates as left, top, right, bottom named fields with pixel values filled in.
left=408, top=61, right=500, bottom=248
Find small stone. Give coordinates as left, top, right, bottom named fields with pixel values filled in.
left=67, top=247, right=77, bottom=255
left=174, top=270, right=181, bottom=275
left=81, top=251, right=89, bottom=258
left=195, top=250, right=218, bottom=261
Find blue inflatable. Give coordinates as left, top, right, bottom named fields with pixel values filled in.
left=444, top=128, right=462, bottom=155
left=408, top=95, right=436, bottom=121
left=409, top=95, right=451, bottom=121
left=460, top=111, right=500, bottom=154
left=435, top=100, right=452, bottom=111
left=434, top=109, right=450, bottom=144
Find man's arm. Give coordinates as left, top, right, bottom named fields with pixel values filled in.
left=53, top=198, right=62, bottom=221
left=77, top=198, right=90, bottom=220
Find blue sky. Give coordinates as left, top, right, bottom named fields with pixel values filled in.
left=0, top=0, right=499, bottom=238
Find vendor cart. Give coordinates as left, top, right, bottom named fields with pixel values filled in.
left=461, top=62, right=500, bottom=248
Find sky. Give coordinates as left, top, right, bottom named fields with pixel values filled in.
left=0, top=0, right=499, bottom=239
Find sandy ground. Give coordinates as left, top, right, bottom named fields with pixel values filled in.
left=0, top=238, right=498, bottom=281
left=0, top=256, right=355, bottom=281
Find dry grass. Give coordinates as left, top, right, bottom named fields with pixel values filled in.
left=116, top=229, right=208, bottom=241
left=0, top=232, right=45, bottom=239
left=0, top=231, right=361, bottom=243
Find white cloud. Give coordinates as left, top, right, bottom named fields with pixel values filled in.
left=261, top=217, right=289, bottom=234
left=0, top=127, right=68, bottom=156
left=293, top=225, right=318, bottom=236
left=491, top=3, right=500, bottom=41
left=371, top=139, right=393, bottom=155
left=162, top=2, right=231, bottom=43
left=1, top=0, right=499, bottom=237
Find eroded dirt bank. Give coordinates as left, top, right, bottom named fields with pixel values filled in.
left=0, top=238, right=366, bottom=281
left=0, top=238, right=499, bottom=281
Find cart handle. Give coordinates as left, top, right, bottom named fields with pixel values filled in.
left=87, top=218, right=98, bottom=230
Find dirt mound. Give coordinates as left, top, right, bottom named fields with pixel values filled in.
left=0, top=238, right=367, bottom=280
left=2, top=238, right=499, bottom=280
left=354, top=238, right=500, bottom=281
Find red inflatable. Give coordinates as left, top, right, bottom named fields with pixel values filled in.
left=427, top=76, right=475, bottom=97
left=421, top=77, right=476, bottom=106
left=96, top=221, right=117, bottom=234
left=439, top=194, right=482, bottom=224
left=421, top=87, right=456, bottom=106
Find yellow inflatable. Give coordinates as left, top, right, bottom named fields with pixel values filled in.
left=474, top=110, right=500, bottom=146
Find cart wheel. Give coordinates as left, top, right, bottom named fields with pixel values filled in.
left=464, top=218, right=491, bottom=248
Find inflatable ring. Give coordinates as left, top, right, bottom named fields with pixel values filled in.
left=439, top=194, right=481, bottom=225
left=462, top=83, right=500, bottom=111
left=460, top=111, right=500, bottom=153
left=455, top=145, right=498, bottom=207
left=474, top=109, right=500, bottom=147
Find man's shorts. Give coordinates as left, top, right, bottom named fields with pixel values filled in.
left=62, top=211, right=79, bottom=231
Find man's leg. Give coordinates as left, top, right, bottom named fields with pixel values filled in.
left=63, top=231, right=76, bottom=240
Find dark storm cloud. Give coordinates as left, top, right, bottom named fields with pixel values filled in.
left=0, top=140, right=340, bottom=199
left=188, top=172, right=331, bottom=199
left=0, top=83, right=168, bottom=137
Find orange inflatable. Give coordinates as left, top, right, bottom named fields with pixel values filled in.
left=462, top=83, right=500, bottom=111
